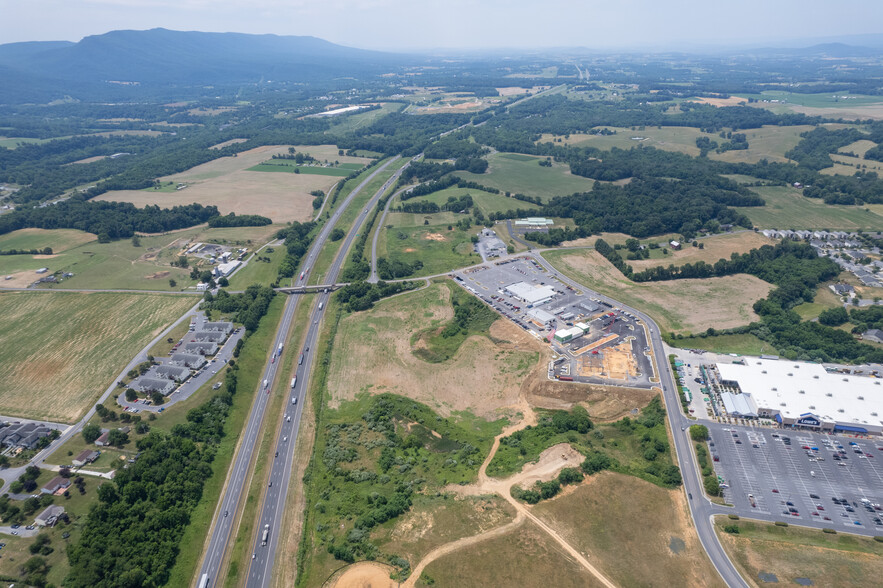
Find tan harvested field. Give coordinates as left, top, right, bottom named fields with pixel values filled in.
left=0, top=291, right=194, bottom=422
left=628, top=231, right=774, bottom=270
left=543, top=249, right=773, bottom=334
left=691, top=96, right=748, bottom=107
left=327, top=283, right=543, bottom=419
left=416, top=517, right=605, bottom=588
left=716, top=517, right=883, bottom=588
left=208, top=138, right=248, bottom=150
left=787, top=103, right=883, bottom=120
left=97, top=145, right=367, bottom=223
left=87, top=130, right=164, bottom=138
left=532, top=472, right=726, bottom=588
left=67, top=155, right=107, bottom=165
left=839, top=139, right=878, bottom=157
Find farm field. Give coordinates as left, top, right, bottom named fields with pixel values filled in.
left=97, top=145, right=369, bottom=223
left=378, top=222, right=479, bottom=278
left=628, top=231, right=774, bottom=270
left=0, top=228, right=95, bottom=253
left=325, top=102, right=405, bottom=135
left=415, top=519, right=605, bottom=588
left=543, top=249, right=772, bottom=335
left=838, top=139, right=878, bottom=157
left=736, top=185, right=883, bottom=230
left=327, top=282, right=541, bottom=418
left=532, top=471, right=725, bottom=588
left=708, top=124, right=815, bottom=164
left=454, top=151, right=595, bottom=201
left=824, top=153, right=883, bottom=176
left=0, top=136, right=49, bottom=148
left=745, top=91, right=883, bottom=119
left=246, top=161, right=358, bottom=176
left=226, top=244, right=287, bottom=288
left=539, top=126, right=708, bottom=156
left=402, top=186, right=540, bottom=217
left=0, top=291, right=194, bottom=422
left=715, top=517, right=883, bottom=588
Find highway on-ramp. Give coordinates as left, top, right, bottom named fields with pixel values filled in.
left=530, top=250, right=749, bottom=588
left=245, top=156, right=414, bottom=588
left=197, top=156, right=403, bottom=587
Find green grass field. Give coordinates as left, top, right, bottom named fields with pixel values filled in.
left=454, top=151, right=595, bottom=201
left=716, top=517, right=883, bottom=588
left=379, top=223, right=479, bottom=277
left=539, top=126, right=708, bottom=156
left=326, top=102, right=405, bottom=135
left=709, top=124, right=815, bottom=164
left=736, top=185, right=883, bottom=230
left=247, top=162, right=354, bottom=176
left=403, top=186, right=541, bottom=217
left=227, top=245, right=287, bottom=288
left=0, top=136, right=48, bottom=148
left=741, top=91, right=883, bottom=109
left=0, top=291, right=195, bottom=422
left=0, top=228, right=96, bottom=253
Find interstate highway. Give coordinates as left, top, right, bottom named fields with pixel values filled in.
left=245, top=155, right=414, bottom=587
left=197, top=156, right=402, bottom=587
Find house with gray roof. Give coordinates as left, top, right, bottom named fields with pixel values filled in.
left=863, top=329, right=883, bottom=344
left=35, top=505, right=65, bottom=527
left=184, top=342, right=218, bottom=356
left=203, top=321, right=234, bottom=334
left=133, top=377, right=176, bottom=395
left=154, top=365, right=190, bottom=382
left=194, top=331, right=225, bottom=343
left=169, top=353, right=206, bottom=369
left=72, top=450, right=99, bottom=467
left=0, top=422, right=51, bottom=449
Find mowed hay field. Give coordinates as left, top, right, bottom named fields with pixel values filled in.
left=0, top=291, right=194, bottom=422
left=97, top=145, right=369, bottom=223
left=416, top=518, right=606, bottom=588
left=539, top=126, right=708, bottom=156
left=327, top=282, right=542, bottom=419
left=0, top=228, right=96, bottom=253
left=736, top=185, right=883, bottom=230
left=708, top=125, right=816, bottom=164
left=532, top=472, right=725, bottom=588
left=628, top=231, right=773, bottom=271
left=454, top=152, right=596, bottom=201
left=716, top=517, right=883, bottom=588
left=379, top=221, right=479, bottom=278
left=543, top=249, right=772, bottom=334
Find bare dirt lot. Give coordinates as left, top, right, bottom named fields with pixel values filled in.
left=327, top=283, right=543, bottom=419
left=326, top=562, right=399, bottom=588
left=544, top=249, right=772, bottom=334
left=97, top=145, right=367, bottom=223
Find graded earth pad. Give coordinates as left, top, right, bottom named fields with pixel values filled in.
left=326, top=283, right=542, bottom=419
left=327, top=562, right=398, bottom=588
left=98, top=145, right=370, bottom=223
left=532, top=471, right=726, bottom=588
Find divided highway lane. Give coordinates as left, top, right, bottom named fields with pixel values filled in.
left=198, top=156, right=402, bottom=587
left=530, top=251, right=749, bottom=588
left=247, top=155, right=416, bottom=588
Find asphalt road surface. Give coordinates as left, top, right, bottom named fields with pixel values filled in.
left=196, top=156, right=403, bottom=587
left=530, top=250, right=749, bottom=588
left=246, top=156, right=414, bottom=588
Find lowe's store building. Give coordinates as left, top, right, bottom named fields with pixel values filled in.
left=716, top=358, right=883, bottom=435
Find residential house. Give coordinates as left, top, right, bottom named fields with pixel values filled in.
left=41, top=475, right=71, bottom=494
left=863, top=329, right=883, bottom=344
left=35, top=505, right=65, bottom=527
left=72, top=450, right=99, bottom=467
left=169, top=353, right=206, bottom=369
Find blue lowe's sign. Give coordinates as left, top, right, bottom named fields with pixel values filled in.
left=797, top=415, right=820, bottom=427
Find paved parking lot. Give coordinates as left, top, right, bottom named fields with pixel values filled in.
left=455, top=257, right=654, bottom=389
left=707, top=422, right=883, bottom=535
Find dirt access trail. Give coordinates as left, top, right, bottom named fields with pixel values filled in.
left=402, top=397, right=617, bottom=588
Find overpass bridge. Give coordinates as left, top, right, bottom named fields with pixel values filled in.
left=275, top=283, right=347, bottom=294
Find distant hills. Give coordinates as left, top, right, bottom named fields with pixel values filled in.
left=0, top=28, right=406, bottom=102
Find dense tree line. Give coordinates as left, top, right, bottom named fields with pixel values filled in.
left=204, top=285, right=276, bottom=332
left=376, top=257, right=424, bottom=280
left=0, top=247, right=52, bottom=255
left=207, top=213, right=272, bottom=227
left=784, top=127, right=867, bottom=170
left=0, top=199, right=219, bottom=240
left=66, top=360, right=244, bottom=587
left=335, top=280, right=418, bottom=312
left=594, top=238, right=635, bottom=277
left=276, top=221, right=316, bottom=281
left=399, top=193, right=473, bottom=214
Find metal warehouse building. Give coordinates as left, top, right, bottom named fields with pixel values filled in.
left=717, top=358, right=883, bottom=435
left=504, top=282, right=557, bottom=306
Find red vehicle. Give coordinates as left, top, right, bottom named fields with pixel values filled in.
left=772, top=489, right=779, bottom=493
left=558, top=376, right=574, bottom=382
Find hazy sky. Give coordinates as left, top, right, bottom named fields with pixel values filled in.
left=3, top=0, right=882, bottom=50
